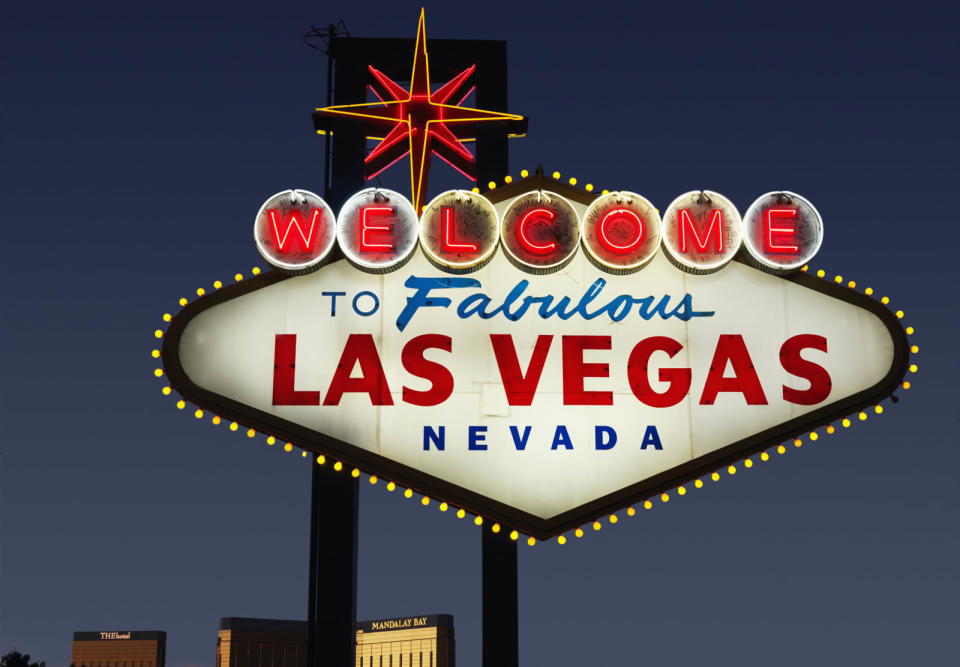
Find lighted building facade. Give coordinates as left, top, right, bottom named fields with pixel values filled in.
left=216, top=616, right=453, bottom=667
left=70, top=631, right=166, bottom=667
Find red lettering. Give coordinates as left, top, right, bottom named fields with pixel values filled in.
left=269, top=209, right=320, bottom=252
left=272, top=334, right=320, bottom=405
left=764, top=208, right=799, bottom=253
left=490, top=334, right=553, bottom=406
left=562, top=335, right=612, bottom=405
left=627, top=337, right=691, bottom=408
left=401, top=334, right=454, bottom=406
left=323, top=334, right=394, bottom=405
left=780, top=334, right=831, bottom=405
left=597, top=208, right=644, bottom=254
left=440, top=207, right=479, bottom=253
left=359, top=206, right=395, bottom=252
left=516, top=208, right=558, bottom=255
left=679, top=209, right=724, bottom=253
left=700, top=334, right=767, bottom=405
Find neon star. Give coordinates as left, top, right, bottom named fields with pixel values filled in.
left=312, top=9, right=527, bottom=212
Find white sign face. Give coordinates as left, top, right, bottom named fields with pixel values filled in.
left=172, top=237, right=902, bottom=533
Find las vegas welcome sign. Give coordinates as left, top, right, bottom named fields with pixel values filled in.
left=158, top=171, right=910, bottom=540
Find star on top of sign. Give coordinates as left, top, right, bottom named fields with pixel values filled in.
left=312, top=9, right=528, bottom=213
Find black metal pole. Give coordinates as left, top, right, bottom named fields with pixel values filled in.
left=482, top=529, right=519, bottom=667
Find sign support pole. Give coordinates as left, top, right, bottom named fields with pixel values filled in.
left=482, top=529, right=519, bottom=667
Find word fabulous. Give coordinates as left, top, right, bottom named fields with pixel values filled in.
left=254, top=187, right=823, bottom=277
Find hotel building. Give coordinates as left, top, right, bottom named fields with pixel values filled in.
left=70, top=631, right=166, bottom=667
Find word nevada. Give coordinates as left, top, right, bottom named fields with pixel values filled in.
left=254, top=186, right=823, bottom=276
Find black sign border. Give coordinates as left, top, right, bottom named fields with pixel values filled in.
left=161, top=181, right=909, bottom=540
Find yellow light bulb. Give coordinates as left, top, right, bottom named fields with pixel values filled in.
left=527, top=537, right=535, bottom=546
left=152, top=350, right=160, bottom=358
left=162, top=386, right=172, bottom=395
left=301, top=451, right=307, bottom=458
left=875, top=405, right=883, bottom=414
left=369, top=475, right=377, bottom=484
left=214, top=281, right=222, bottom=289
left=895, top=310, right=904, bottom=318
left=179, top=297, right=188, bottom=306
left=486, top=181, right=497, bottom=189
left=176, top=400, right=185, bottom=410
left=678, top=485, right=687, bottom=495
left=474, top=516, right=483, bottom=526
left=695, top=478, right=704, bottom=487
left=162, top=313, right=172, bottom=322
left=865, top=287, right=873, bottom=295
left=404, top=488, right=413, bottom=498
left=881, top=296, right=889, bottom=304
left=627, top=506, right=636, bottom=516
left=568, top=177, right=577, bottom=185
left=387, top=481, right=396, bottom=491
left=906, top=326, right=914, bottom=335
left=212, top=415, right=221, bottom=425
left=471, top=187, right=480, bottom=193
left=859, top=411, right=867, bottom=421
left=520, top=169, right=529, bottom=178
left=194, top=409, right=203, bottom=419
left=558, top=535, right=566, bottom=544
left=847, top=281, right=856, bottom=288
left=439, top=502, right=448, bottom=512
left=593, top=521, right=601, bottom=531
left=552, top=171, right=561, bottom=179
left=333, top=460, right=342, bottom=470
left=601, top=189, right=609, bottom=195
left=910, top=345, right=918, bottom=353
left=834, top=275, right=842, bottom=283
left=728, top=465, right=737, bottom=474
left=229, top=422, right=238, bottom=431
left=235, top=273, right=243, bottom=282
left=421, top=495, right=429, bottom=505
left=252, top=267, right=261, bottom=275
left=609, top=514, right=618, bottom=524
left=661, top=492, right=669, bottom=502
left=154, top=368, right=163, bottom=377
left=902, top=381, right=910, bottom=390
left=585, top=183, right=594, bottom=192
left=492, top=523, right=500, bottom=533
left=246, top=429, right=255, bottom=438
left=457, top=509, right=466, bottom=518
left=745, top=458, right=753, bottom=468
left=816, top=270, right=825, bottom=278
left=909, top=364, right=918, bottom=372
left=351, top=468, right=360, bottom=478
left=575, top=528, right=583, bottom=537
left=284, top=443, right=293, bottom=452
left=777, top=444, right=786, bottom=454
left=712, top=471, right=721, bottom=480
left=504, top=175, right=513, bottom=184
left=316, top=455, right=325, bottom=465
left=760, top=452, right=769, bottom=461
left=510, top=530, right=519, bottom=540
left=154, top=329, right=164, bottom=339
left=827, top=425, right=835, bottom=434
left=267, top=436, right=275, bottom=445
left=196, top=288, right=205, bottom=296
left=794, top=438, right=802, bottom=447
left=644, top=500, right=653, bottom=510
left=810, top=432, right=818, bottom=441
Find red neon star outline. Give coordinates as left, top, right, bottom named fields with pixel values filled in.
left=313, top=9, right=526, bottom=213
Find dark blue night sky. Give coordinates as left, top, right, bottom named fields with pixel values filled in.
left=2, top=1, right=958, bottom=666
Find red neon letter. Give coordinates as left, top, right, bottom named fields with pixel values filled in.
left=440, top=207, right=480, bottom=253
left=490, top=334, right=553, bottom=406
left=359, top=206, right=395, bottom=252
left=780, top=334, right=831, bottom=405
left=598, top=208, right=644, bottom=254
left=700, top=335, right=767, bottom=405
left=764, top=208, right=800, bottom=253
left=401, top=334, right=454, bottom=406
left=323, top=334, right=394, bottom=406
left=626, top=337, right=691, bottom=408
left=272, top=334, right=321, bottom=405
left=679, top=209, right=724, bottom=253
left=562, top=335, right=613, bottom=405
left=269, top=209, right=320, bottom=252
left=517, top=208, right=558, bottom=255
